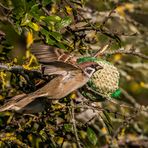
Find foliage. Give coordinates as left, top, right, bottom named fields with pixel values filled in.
left=0, top=0, right=148, bottom=147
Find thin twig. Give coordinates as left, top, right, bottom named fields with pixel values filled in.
left=112, top=110, right=140, bottom=140
left=0, top=63, right=42, bottom=78
left=0, top=2, right=10, bottom=10
left=85, top=84, right=135, bottom=110
left=100, top=7, right=116, bottom=27
left=81, top=104, right=128, bottom=119
left=71, top=100, right=82, bottom=148
left=120, top=88, right=140, bottom=108
left=120, top=88, right=148, bottom=116
left=102, top=49, right=148, bottom=60
left=93, top=43, right=110, bottom=57
left=36, top=0, right=50, bottom=15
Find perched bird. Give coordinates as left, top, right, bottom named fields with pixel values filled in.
left=0, top=44, right=102, bottom=113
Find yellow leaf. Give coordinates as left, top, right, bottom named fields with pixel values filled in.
left=118, top=128, right=125, bottom=139
left=56, top=137, right=64, bottom=145
left=124, top=3, right=134, bottom=11
left=29, top=22, right=40, bottom=31
left=116, top=3, right=134, bottom=17
left=65, top=6, right=72, bottom=15
left=140, top=82, right=148, bottom=88
left=0, top=72, right=7, bottom=89
left=13, top=58, right=18, bottom=63
left=40, top=16, right=46, bottom=20
left=23, top=51, right=38, bottom=69
left=49, top=128, right=55, bottom=135
left=52, top=103, right=64, bottom=110
left=0, top=95, right=3, bottom=100
left=101, top=127, right=107, bottom=134
left=26, top=31, right=34, bottom=48
left=130, top=82, right=140, bottom=92
left=28, top=134, right=33, bottom=142
left=26, top=50, right=31, bottom=59
left=79, top=130, right=87, bottom=139
left=70, top=92, right=77, bottom=99
left=51, top=4, right=57, bottom=14
left=113, top=54, right=122, bottom=62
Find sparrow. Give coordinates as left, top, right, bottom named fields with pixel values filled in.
left=0, top=44, right=102, bottom=113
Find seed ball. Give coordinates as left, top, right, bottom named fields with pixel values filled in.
left=90, top=61, right=120, bottom=95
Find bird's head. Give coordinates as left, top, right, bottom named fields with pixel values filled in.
left=84, top=65, right=102, bottom=78
left=77, top=57, right=103, bottom=77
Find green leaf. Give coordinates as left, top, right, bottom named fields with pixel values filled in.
left=55, top=42, right=66, bottom=49
left=0, top=118, right=3, bottom=126
left=103, top=110, right=111, bottom=124
left=21, top=13, right=31, bottom=26
left=64, top=124, right=73, bottom=132
left=46, top=37, right=56, bottom=45
left=40, top=28, right=49, bottom=36
left=56, top=16, right=72, bottom=29
left=39, top=130, right=48, bottom=141
left=28, top=22, right=40, bottom=31
left=102, top=111, right=113, bottom=134
left=30, top=4, right=39, bottom=13
left=87, top=127, right=97, bottom=145
left=40, top=29, right=56, bottom=45
left=49, top=31, right=62, bottom=41
left=42, top=0, right=52, bottom=6
left=41, top=29, right=65, bottom=47
left=30, top=4, right=41, bottom=20
left=11, top=0, right=26, bottom=20
left=42, top=16, right=61, bottom=23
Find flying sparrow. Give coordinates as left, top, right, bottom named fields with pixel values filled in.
left=0, top=44, right=102, bottom=113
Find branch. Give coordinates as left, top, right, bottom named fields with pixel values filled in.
left=112, top=110, right=140, bottom=141
left=0, top=63, right=46, bottom=92
left=120, top=88, right=140, bottom=108
left=0, top=63, right=43, bottom=79
left=0, top=2, right=11, bottom=10
left=85, top=84, right=135, bottom=110
left=101, top=49, right=148, bottom=60
left=120, top=88, right=148, bottom=117
left=71, top=100, right=82, bottom=148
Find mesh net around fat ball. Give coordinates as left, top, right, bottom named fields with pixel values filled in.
left=89, top=60, right=120, bottom=95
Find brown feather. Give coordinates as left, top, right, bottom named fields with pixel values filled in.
left=31, top=44, right=77, bottom=65
left=0, top=60, right=89, bottom=113
left=0, top=69, right=88, bottom=113
left=0, top=44, right=102, bottom=113
left=31, top=44, right=64, bottom=63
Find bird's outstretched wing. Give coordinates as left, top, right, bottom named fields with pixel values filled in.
left=31, top=44, right=79, bottom=75
left=41, top=61, right=80, bottom=75
left=31, top=44, right=66, bottom=63
left=0, top=45, right=88, bottom=113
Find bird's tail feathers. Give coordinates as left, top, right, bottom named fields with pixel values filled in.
left=0, top=92, right=49, bottom=113
left=0, top=94, right=27, bottom=112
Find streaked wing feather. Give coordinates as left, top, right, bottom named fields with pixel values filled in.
left=42, top=61, right=79, bottom=76
left=31, top=44, right=80, bottom=76
left=31, top=44, right=63, bottom=63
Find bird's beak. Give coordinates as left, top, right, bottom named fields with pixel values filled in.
left=95, top=65, right=103, bottom=70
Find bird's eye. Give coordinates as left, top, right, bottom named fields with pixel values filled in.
left=85, top=67, right=95, bottom=75
left=86, top=69, right=93, bottom=74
